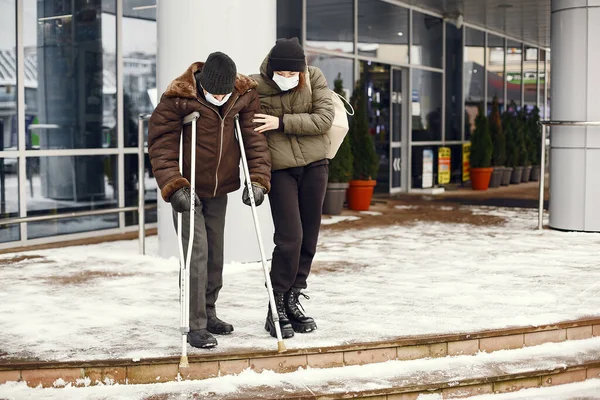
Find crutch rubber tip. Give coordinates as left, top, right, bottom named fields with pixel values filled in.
left=179, top=356, right=190, bottom=369
left=277, top=341, right=287, bottom=353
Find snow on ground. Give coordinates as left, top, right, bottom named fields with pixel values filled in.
left=359, top=211, right=382, bottom=216
left=320, top=215, right=361, bottom=225
left=2, top=336, right=600, bottom=399
left=464, top=379, right=600, bottom=400
left=0, top=206, right=599, bottom=362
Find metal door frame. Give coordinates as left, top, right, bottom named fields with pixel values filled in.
left=390, top=66, right=409, bottom=194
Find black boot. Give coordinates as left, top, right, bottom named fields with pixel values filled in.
left=206, top=307, right=234, bottom=335
left=187, top=329, right=217, bottom=348
left=265, top=292, right=294, bottom=339
left=285, top=288, right=317, bottom=333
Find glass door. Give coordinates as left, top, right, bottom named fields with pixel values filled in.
left=390, top=68, right=405, bottom=192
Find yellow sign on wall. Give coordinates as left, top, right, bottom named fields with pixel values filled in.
left=438, top=147, right=451, bottom=185
left=462, top=142, right=471, bottom=182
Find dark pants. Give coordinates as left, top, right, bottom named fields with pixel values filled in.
left=269, top=161, right=328, bottom=293
left=172, top=195, right=227, bottom=331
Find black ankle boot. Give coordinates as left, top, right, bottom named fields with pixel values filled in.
left=285, top=288, right=317, bottom=333
left=265, top=292, right=294, bottom=339
left=206, top=307, right=234, bottom=335
left=187, top=329, right=217, bottom=348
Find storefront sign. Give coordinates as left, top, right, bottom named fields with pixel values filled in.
left=438, top=147, right=451, bottom=185
left=422, top=149, right=433, bottom=188
left=462, top=142, right=471, bottom=182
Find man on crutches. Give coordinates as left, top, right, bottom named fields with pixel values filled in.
left=148, top=52, right=271, bottom=349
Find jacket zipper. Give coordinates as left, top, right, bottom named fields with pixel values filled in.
left=195, top=95, right=240, bottom=197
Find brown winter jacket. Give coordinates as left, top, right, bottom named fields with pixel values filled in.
left=148, top=62, right=271, bottom=202
left=251, top=57, right=334, bottom=171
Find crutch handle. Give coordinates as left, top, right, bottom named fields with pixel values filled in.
left=183, top=111, right=200, bottom=126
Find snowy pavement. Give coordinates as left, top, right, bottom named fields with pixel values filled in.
left=2, top=335, right=600, bottom=399
left=0, top=206, right=600, bottom=362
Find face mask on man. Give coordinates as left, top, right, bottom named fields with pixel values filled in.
left=205, top=91, right=232, bottom=107
left=273, top=73, right=299, bottom=91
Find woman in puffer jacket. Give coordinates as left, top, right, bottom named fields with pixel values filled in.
left=252, top=38, right=334, bottom=339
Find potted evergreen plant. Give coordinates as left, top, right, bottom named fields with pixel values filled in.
left=469, top=103, right=493, bottom=190
left=519, top=108, right=532, bottom=182
left=528, top=106, right=542, bottom=181
left=503, top=102, right=522, bottom=184
left=501, top=105, right=516, bottom=185
left=323, top=74, right=353, bottom=215
left=347, top=80, right=379, bottom=210
left=489, top=96, right=505, bottom=188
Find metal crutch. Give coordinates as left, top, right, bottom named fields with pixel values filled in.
left=234, top=115, right=286, bottom=353
left=178, top=111, right=200, bottom=368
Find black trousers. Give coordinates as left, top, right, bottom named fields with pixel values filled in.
left=269, top=160, right=328, bottom=293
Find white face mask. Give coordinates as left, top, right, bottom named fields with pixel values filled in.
left=273, top=73, right=299, bottom=91
left=205, top=91, right=232, bottom=107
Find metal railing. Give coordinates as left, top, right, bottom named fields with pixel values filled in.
left=0, top=114, right=155, bottom=255
left=537, top=120, right=600, bottom=230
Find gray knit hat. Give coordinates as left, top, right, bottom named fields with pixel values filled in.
left=198, top=52, right=237, bottom=94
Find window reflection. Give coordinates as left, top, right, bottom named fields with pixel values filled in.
left=26, top=156, right=118, bottom=238
left=307, top=0, right=353, bottom=53
left=24, top=0, right=117, bottom=149
left=0, top=0, right=17, bottom=151
left=487, top=34, right=505, bottom=114
left=307, top=53, right=353, bottom=95
left=123, top=0, right=156, bottom=147
left=125, top=154, right=157, bottom=226
left=506, top=40, right=522, bottom=107
left=465, top=28, right=485, bottom=140
left=523, top=46, right=538, bottom=111
left=446, top=24, right=463, bottom=141
left=412, top=70, right=442, bottom=142
left=0, top=157, right=20, bottom=243
left=358, top=0, right=409, bottom=64
left=411, top=11, right=443, bottom=68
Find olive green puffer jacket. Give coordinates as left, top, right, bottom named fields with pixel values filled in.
left=251, top=57, right=334, bottom=171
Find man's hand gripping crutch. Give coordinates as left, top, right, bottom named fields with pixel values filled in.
left=234, top=115, right=286, bottom=353
left=177, top=111, right=200, bottom=368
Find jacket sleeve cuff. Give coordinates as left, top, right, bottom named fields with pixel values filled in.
left=250, top=175, right=271, bottom=194
left=278, top=117, right=284, bottom=132
left=161, top=177, right=190, bottom=202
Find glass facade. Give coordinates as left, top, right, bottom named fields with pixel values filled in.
left=304, top=0, right=548, bottom=191
left=506, top=40, right=522, bottom=107
left=306, top=0, right=353, bottom=53
left=487, top=34, right=505, bottom=113
left=464, top=28, right=485, bottom=140
left=358, top=0, right=409, bottom=64
left=0, top=0, right=550, bottom=247
left=411, top=11, right=443, bottom=69
left=0, top=0, right=157, bottom=247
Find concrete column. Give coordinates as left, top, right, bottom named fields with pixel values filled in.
left=156, top=0, right=276, bottom=261
left=549, top=0, right=600, bottom=231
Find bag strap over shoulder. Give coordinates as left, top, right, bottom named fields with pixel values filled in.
left=306, top=67, right=354, bottom=116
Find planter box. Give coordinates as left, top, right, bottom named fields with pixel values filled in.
left=501, top=167, right=513, bottom=186
left=530, top=165, right=541, bottom=182
left=322, top=182, right=349, bottom=215
left=347, top=180, right=376, bottom=211
left=470, top=167, right=493, bottom=191
left=489, top=167, right=503, bottom=188
left=511, top=166, right=524, bottom=184
left=521, top=166, right=532, bottom=182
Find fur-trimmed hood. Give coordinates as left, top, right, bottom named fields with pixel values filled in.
left=163, top=62, right=258, bottom=99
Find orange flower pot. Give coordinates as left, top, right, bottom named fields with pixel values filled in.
left=470, top=167, right=493, bottom=191
left=347, top=180, right=377, bottom=211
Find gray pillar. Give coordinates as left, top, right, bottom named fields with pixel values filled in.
left=549, top=0, right=600, bottom=232
left=156, top=0, right=276, bottom=262
left=37, top=0, right=105, bottom=201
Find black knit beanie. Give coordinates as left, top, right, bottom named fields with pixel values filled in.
left=269, top=38, right=306, bottom=72
left=198, top=52, right=237, bottom=94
